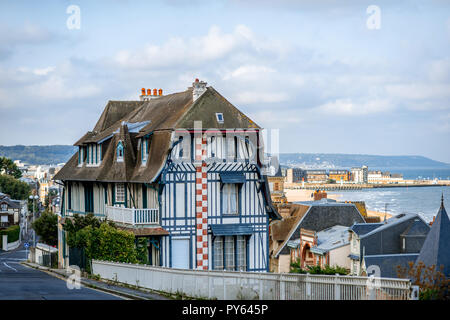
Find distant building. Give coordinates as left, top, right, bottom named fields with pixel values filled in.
left=267, top=156, right=287, bottom=205
left=0, top=194, right=24, bottom=229
left=305, top=170, right=328, bottom=183
left=368, top=170, right=404, bottom=184
left=351, top=166, right=368, bottom=184
left=328, top=170, right=351, bottom=182
left=285, top=168, right=306, bottom=183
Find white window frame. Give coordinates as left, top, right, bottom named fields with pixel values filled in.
left=115, top=183, right=125, bottom=203
left=215, top=113, right=224, bottom=124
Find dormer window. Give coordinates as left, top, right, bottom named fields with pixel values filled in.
left=216, top=113, right=224, bottom=124
left=78, top=146, right=84, bottom=166
left=141, top=137, right=149, bottom=164
left=117, top=140, right=124, bottom=162
left=1, top=203, right=7, bottom=211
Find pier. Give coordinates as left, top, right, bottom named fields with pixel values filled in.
left=285, top=180, right=450, bottom=191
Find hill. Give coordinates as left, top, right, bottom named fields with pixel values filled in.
left=279, top=153, right=450, bottom=169
left=1, top=145, right=449, bottom=169
left=0, top=145, right=77, bottom=165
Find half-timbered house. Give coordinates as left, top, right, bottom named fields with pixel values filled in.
left=54, top=79, right=280, bottom=271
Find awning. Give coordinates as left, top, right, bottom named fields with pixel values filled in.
left=210, top=224, right=253, bottom=236
left=219, top=172, right=246, bottom=184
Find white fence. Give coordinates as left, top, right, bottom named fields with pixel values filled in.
left=92, top=260, right=416, bottom=300
left=105, top=206, right=159, bottom=225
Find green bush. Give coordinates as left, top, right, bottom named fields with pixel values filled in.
left=0, top=174, right=30, bottom=200
left=63, top=213, right=138, bottom=273
left=0, top=225, right=20, bottom=246
left=32, top=210, right=58, bottom=246
left=290, top=259, right=349, bottom=275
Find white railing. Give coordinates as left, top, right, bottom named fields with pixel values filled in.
left=104, top=206, right=159, bottom=225
left=92, top=260, right=417, bottom=300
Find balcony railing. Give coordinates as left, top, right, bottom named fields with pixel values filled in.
left=105, top=205, right=159, bottom=226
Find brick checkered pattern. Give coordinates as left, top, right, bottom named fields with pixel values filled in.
left=195, top=136, right=208, bottom=270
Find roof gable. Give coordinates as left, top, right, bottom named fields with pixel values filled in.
left=415, top=201, right=450, bottom=276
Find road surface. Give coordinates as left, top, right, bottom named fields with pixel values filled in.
left=0, top=242, right=122, bottom=300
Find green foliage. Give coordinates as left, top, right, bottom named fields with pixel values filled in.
left=44, top=189, right=58, bottom=210
left=0, top=157, right=22, bottom=179
left=136, top=238, right=149, bottom=264
left=397, top=261, right=450, bottom=300
left=0, top=174, right=31, bottom=200
left=326, top=179, right=336, bottom=184
left=63, top=213, right=138, bottom=272
left=290, top=259, right=349, bottom=275
left=0, top=225, right=20, bottom=246
left=32, top=210, right=58, bottom=246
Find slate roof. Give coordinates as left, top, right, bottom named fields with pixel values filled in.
left=364, top=254, right=419, bottom=278
left=415, top=196, right=450, bottom=277
left=272, top=202, right=365, bottom=257
left=308, top=225, right=350, bottom=255
left=54, top=86, right=260, bottom=184
left=359, top=213, right=430, bottom=256
left=350, top=223, right=383, bottom=237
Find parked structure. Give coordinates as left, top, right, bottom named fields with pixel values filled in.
left=54, top=80, right=280, bottom=271
left=349, top=213, right=430, bottom=276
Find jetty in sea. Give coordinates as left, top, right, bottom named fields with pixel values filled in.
left=285, top=180, right=450, bottom=191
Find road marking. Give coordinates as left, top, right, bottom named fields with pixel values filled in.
left=3, top=262, right=18, bottom=272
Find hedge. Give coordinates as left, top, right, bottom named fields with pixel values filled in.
left=0, top=225, right=20, bottom=247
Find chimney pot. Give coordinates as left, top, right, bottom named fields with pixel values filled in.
left=153, top=89, right=157, bottom=96
left=141, top=88, right=146, bottom=95
left=158, top=89, right=163, bottom=96
left=192, top=79, right=207, bottom=101
left=147, top=89, right=151, bottom=95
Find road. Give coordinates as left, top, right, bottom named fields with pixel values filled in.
left=0, top=242, right=122, bottom=300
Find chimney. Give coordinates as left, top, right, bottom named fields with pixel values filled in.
left=140, top=87, right=163, bottom=101
left=192, top=78, right=207, bottom=101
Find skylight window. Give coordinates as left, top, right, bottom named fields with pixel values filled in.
left=216, top=113, right=224, bottom=124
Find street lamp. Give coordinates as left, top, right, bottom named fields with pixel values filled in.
left=29, top=194, right=39, bottom=247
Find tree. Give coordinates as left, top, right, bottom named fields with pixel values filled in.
left=0, top=174, right=31, bottom=200
left=32, top=210, right=58, bottom=246
left=397, top=261, right=450, bottom=300
left=45, top=189, right=58, bottom=210
left=0, top=157, right=22, bottom=179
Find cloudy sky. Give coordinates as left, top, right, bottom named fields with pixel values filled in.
left=1, top=0, right=450, bottom=162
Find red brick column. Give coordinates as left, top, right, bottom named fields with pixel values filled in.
left=195, top=135, right=208, bottom=270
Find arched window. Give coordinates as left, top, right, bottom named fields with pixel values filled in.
left=117, top=141, right=124, bottom=162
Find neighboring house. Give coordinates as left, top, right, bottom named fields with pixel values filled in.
left=349, top=213, right=430, bottom=276
left=287, top=225, right=351, bottom=270
left=0, top=194, right=21, bottom=228
left=267, top=156, right=287, bottom=205
left=415, top=195, right=450, bottom=277
left=270, top=199, right=365, bottom=273
left=54, top=79, right=280, bottom=271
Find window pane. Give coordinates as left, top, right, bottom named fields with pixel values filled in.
left=116, top=183, right=125, bottom=203
left=214, top=237, right=224, bottom=270
left=230, top=185, right=237, bottom=214
left=237, top=236, right=246, bottom=271
left=223, top=185, right=229, bottom=214
left=225, top=236, right=235, bottom=270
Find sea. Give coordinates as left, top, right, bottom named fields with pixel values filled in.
left=326, top=168, right=450, bottom=223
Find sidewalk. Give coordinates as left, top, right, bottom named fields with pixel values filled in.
left=21, top=261, right=171, bottom=300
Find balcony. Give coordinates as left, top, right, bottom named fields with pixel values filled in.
left=105, top=206, right=159, bottom=226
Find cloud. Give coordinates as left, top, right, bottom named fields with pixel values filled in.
left=315, top=98, right=393, bottom=116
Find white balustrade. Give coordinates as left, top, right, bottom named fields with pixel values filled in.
left=105, top=206, right=159, bottom=225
